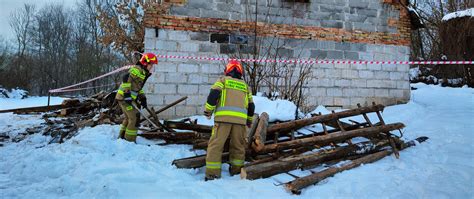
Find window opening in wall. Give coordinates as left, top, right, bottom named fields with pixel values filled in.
left=210, top=33, right=229, bottom=43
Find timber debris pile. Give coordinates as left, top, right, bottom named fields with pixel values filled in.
left=0, top=91, right=122, bottom=144
left=170, top=103, right=428, bottom=194
left=0, top=93, right=428, bottom=194
left=0, top=92, right=191, bottom=144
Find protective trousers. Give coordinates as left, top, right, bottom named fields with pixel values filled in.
left=118, top=101, right=140, bottom=142
left=205, top=122, right=246, bottom=179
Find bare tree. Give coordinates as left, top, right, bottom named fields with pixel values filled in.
left=30, top=4, right=73, bottom=94
left=0, top=36, right=10, bottom=70
left=96, top=0, right=159, bottom=62
left=4, top=2, right=127, bottom=95
left=10, top=4, right=35, bottom=59
left=7, top=4, right=36, bottom=89
left=223, top=0, right=314, bottom=117
left=73, top=0, right=125, bottom=95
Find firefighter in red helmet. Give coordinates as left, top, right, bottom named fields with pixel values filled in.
left=116, top=52, right=158, bottom=142
left=204, top=60, right=255, bottom=180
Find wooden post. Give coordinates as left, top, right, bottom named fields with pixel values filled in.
left=47, top=92, right=51, bottom=108
left=247, top=114, right=260, bottom=149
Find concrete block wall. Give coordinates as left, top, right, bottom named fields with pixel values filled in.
left=167, top=0, right=402, bottom=33
left=144, top=29, right=410, bottom=118
left=143, top=0, right=411, bottom=118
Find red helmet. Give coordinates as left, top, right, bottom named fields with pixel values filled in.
left=225, top=60, right=243, bottom=76
left=139, top=52, right=158, bottom=65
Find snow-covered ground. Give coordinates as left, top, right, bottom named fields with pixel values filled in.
left=0, top=91, right=65, bottom=139
left=1, top=83, right=473, bottom=198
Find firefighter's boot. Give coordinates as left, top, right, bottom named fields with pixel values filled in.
left=118, top=124, right=126, bottom=139
left=229, top=165, right=242, bottom=176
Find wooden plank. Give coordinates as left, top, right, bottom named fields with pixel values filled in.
left=0, top=104, right=65, bottom=114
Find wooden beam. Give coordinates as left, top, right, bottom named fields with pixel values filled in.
left=172, top=153, right=230, bottom=169
left=284, top=136, right=429, bottom=194
left=258, top=123, right=404, bottom=154
left=267, top=104, right=384, bottom=135
left=241, top=140, right=391, bottom=180
left=139, top=96, right=188, bottom=123
left=155, top=96, right=187, bottom=115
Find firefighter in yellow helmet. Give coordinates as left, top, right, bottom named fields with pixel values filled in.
left=204, top=60, right=255, bottom=180
left=116, top=52, right=158, bottom=142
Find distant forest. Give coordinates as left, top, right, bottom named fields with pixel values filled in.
left=0, top=0, right=153, bottom=95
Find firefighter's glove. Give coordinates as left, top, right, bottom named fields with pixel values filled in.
left=246, top=120, right=252, bottom=128
left=139, top=96, right=148, bottom=109
left=204, top=111, right=212, bottom=120
left=124, top=92, right=133, bottom=105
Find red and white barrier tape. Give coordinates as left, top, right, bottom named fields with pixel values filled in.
left=51, top=83, right=117, bottom=93
left=48, top=65, right=132, bottom=93
left=157, top=54, right=474, bottom=65
left=49, top=55, right=474, bottom=94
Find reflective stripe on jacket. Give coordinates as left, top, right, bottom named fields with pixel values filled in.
left=115, top=65, right=149, bottom=101
left=205, top=76, right=253, bottom=125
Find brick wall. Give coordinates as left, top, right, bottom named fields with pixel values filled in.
left=145, top=0, right=411, bottom=45
left=143, top=0, right=412, bottom=118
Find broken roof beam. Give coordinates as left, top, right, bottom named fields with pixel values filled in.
left=241, top=139, right=392, bottom=180
left=284, top=136, right=429, bottom=194
left=139, top=96, right=188, bottom=123
left=267, top=104, right=385, bottom=135
left=257, top=122, right=404, bottom=154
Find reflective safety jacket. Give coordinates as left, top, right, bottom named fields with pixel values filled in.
left=205, top=76, right=255, bottom=125
left=115, top=65, right=151, bottom=101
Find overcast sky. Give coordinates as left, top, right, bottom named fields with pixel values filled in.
left=0, top=0, right=76, bottom=42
